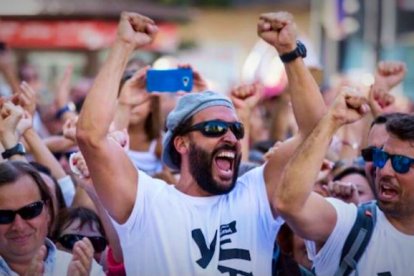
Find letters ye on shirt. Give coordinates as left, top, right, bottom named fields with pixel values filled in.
left=192, top=221, right=253, bottom=276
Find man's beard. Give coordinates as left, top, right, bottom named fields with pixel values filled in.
left=188, top=141, right=241, bottom=195
left=376, top=199, right=414, bottom=219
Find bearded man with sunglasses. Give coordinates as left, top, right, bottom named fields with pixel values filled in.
left=76, top=11, right=326, bottom=275
left=0, top=161, right=104, bottom=275
left=275, top=88, right=414, bottom=276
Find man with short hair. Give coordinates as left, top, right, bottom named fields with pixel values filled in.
left=363, top=112, right=405, bottom=193
left=275, top=88, right=414, bottom=275
left=0, top=161, right=103, bottom=275
left=76, top=11, right=326, bottom=275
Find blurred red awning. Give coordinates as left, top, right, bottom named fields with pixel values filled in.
left=0, top=19, right=178, bottom=51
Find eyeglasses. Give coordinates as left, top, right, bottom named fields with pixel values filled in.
left=183, top=120, right=244, bottom=140
left=58, top=234, right=107, bottom=253
left=0, top=201, right=44, bottom=224
left=372, top=148, right=414, bottom=174
left=361, top=146, right=377, bottom=162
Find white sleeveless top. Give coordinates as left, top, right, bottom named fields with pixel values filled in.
left=127, top=140, right=163, bottom=176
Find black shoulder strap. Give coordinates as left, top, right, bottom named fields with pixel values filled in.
left=334, top=201, right=377, bottom=276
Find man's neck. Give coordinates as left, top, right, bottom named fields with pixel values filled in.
left=5, top=257, right=32, bottom=276
left=385, top=212, right=414, bottom=235
left=176, top=172, right=211, bottom=197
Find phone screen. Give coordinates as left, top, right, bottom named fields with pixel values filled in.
left=146, top=68, right=193, bottom=92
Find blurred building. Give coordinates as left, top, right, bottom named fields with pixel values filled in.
left=0, top=0, right=197, bottom=102
left=0, top=0, right=193, bottom=73
left=0, top=0, right=312, bottom=98
left=311, top=0, right=414, bottom=101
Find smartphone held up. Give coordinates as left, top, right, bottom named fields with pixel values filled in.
left=146, top=68, right=193, bottom=93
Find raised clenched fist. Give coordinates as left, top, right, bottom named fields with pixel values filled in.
left=117, top=12, right=158, bottom=49
left=257, top=11, right=297, bottom=54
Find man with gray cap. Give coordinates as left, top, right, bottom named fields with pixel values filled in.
left=77, top=11, right=326, bottom=275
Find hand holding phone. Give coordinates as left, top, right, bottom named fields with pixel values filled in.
left=146, top=68, right=193, bottom=92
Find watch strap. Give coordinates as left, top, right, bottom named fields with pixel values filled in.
left=1, top=143, right=26, bottom=159
left=279, top=41, right=307, bottom=63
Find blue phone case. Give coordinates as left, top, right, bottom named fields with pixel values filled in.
left=146, top=68, right=193, bottom=92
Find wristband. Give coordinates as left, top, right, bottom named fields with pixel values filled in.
left=279, top=41, right=307, bottom=63
left=1, top=142, right=26, bottom=159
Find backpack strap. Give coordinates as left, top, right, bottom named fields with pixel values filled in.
left=334, top=201, right=377, bottom=276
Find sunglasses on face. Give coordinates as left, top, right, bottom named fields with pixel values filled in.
left=361, top=146, right=377, bottom=162
left=372, top=148, right=414, bottom=174
left=58, top=234, right=107, bottom=253
left=0, top=201, right=44, bottom=224
left=183, top=120, right=244, bottom=140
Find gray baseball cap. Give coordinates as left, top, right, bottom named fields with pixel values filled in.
left=162, top=91, right=235, bottom=171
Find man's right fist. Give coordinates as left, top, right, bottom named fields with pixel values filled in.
left=117, top=12, right=158, bottom=49
left=257, top=12, right=297, bottom=54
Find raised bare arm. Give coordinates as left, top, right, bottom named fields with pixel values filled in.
left=76, top=12, right=158, bottom=223
left=257, top=12, right=327, bottom=210
left=275, top=87, right=369, bottom=244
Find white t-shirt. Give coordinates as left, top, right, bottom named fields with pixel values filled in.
left=111, top=166, right=283, bottom=276
left=306, top=198, right=414, bottom=276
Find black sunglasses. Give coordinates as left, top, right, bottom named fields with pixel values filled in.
left=361, top=146, right=377, bottom=162
left=372, top=148, right=414, bottom=174
left=0, top=201, right=44, bottom=224
left=183, top=120, right=244, bottom=140
left=58, top=234, right=107, bottom=253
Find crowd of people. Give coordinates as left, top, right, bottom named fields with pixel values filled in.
left=0, top=9, right=412, bottom=276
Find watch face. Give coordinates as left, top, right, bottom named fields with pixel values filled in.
left=12, top=143, right=25, bottom=155
left=297, top=42, right=307, bottom=57
left=279, top=41, right=307, bottom=63
left=17, top=143, right=26, bottom=153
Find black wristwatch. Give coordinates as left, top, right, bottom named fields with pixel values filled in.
left=2, top=143, right=26, bottom=159
left=279, top=41, right=307, bottom=63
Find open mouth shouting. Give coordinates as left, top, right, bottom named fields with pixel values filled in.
left=189, top=141, right=241, bottom=195
left=215, top=150, right=236, bottom=181
left=378, top=179, right=400, bottom=202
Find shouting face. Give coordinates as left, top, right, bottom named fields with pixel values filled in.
left=183, top=106, right=243, bottom=195
left=189, top=141, right=241, bottom=195
left=375, top=135, right=414, bottom=219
